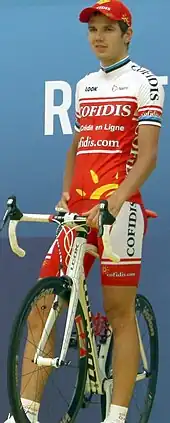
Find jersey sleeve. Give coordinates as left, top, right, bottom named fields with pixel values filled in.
left=137, top=78, right=165, bottom=127
left=74, top=82, right=81, bottom=132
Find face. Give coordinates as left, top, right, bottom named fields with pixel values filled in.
left=88, top=13, right=132, bottom=66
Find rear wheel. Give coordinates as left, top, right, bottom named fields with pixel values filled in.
left=101, top=294, right=159, bottom=423
left=7, top=276, right=88, bottom=423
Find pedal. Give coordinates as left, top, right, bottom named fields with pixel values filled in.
left=55, top=358, right=72, bottom=367
left=81, top=393, right=93, bottom=408
left=69, top=331, right=78, bottom=349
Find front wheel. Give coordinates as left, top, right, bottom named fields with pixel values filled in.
left=7, top=276, right=88, bottom=423
left=101, top=294, right=159, bottom=423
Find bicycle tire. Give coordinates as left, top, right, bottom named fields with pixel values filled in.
left=7, top=276, right=88, bottom=423
left=100, top=294, right=159, bottom=423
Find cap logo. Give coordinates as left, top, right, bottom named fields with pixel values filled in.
left=96, top=6, right=111, bottom=10
left=122, top=14, right=130, bottom=26
left=96, top=0, right=111, bottom=4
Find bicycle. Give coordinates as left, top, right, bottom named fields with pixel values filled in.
left=0, top=196, right=159, bottom=423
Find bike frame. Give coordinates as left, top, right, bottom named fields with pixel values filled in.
left=33, top=227, right=149, bottom=401
left=34, top=229, right=108, bottom=395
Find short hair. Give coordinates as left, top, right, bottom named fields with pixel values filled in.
left=117, top=20, right=130, bottom=49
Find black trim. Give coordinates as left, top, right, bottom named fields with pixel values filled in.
left=101, top=57, right=131, bottom=74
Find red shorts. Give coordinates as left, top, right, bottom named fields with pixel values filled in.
left=39, top=201, right=146, bottom=287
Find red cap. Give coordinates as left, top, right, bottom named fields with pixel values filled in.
left=79, top=0, right=132, bottom=27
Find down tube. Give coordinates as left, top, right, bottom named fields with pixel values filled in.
left=79, top=278, right=104, bottom=394
left=59, top=236, right=87, bottom=364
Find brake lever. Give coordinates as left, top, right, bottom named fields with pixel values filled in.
left=98, top=200, right=116, bottom=237
left=98, top=200, right=119, bottom=263
left=0, top=196, right=23, bottom=231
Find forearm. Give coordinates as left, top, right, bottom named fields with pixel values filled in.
left=62, top=146, right=77, bottom=192
left=115, top=154, right=157, bottom=204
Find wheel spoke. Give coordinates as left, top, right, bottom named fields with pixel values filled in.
left=8, top=278, right=87, bottom=423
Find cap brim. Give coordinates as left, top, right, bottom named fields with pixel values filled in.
left=79, top=7, right=99, bottom=23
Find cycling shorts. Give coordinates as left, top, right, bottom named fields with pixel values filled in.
left=39, top=201, right=146, bottom=287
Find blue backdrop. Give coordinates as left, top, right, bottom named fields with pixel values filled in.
left=0, top=0, right=169, bottom=422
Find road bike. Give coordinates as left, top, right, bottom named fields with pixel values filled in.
left=0, top=196, right=158, bottom=423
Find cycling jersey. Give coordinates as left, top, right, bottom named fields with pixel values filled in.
left=68, top=56, right=164, bottom=211
left=40, top=56, right=164, bottom=287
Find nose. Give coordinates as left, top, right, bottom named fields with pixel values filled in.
left=95, top=29, right=105, bottom=42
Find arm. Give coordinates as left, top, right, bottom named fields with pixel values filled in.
left=56, top=82, right=81, bottom=210
left=62, top=80, right=81, bottom=193
left=62, top=131, right=80, bottom=192
left=84, top=76, right=165, bottom=226
left=108, top=76, right=165, bottom=216
left=56, top=132, right=80, bottom=210
left=113, top=125, right=160, bottom=208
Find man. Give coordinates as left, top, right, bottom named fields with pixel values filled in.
left=5, top=1, right=164, bottom=423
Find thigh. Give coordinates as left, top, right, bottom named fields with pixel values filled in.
left=98, top=202, right=145, bottom=287
left=39, top=227, right=69, bottom=278
left=39, top=226, right=97, bottom=279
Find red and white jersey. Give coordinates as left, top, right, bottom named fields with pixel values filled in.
left=69, top=56, right=164, bottom=210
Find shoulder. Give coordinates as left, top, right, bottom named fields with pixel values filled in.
left=76, top=70, right=101, bottom=91
left=130, top=61, right=164, bottom=101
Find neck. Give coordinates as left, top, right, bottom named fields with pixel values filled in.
left=101, top=54, right=129, bottom=68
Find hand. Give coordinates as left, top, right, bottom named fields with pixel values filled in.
left=107, top=192, right=124, bottom=217
left=55, top=192, right=70, bottom=211
left=83, top=205, right=100, bottom=228
left=83, top=194, right=123, bottom=228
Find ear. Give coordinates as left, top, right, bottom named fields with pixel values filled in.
left=125, top=27, right=133, bottom=44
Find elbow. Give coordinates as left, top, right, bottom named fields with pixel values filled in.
left=138, top=151, right=157, bottom=172
left=67, top=144, right=76, bottom=157
left=145, top=149, right=158, bottom=169
left=151, top=152, right=158, bottom=170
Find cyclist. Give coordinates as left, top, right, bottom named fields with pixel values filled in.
left=5, top=1, right=164, bottom=423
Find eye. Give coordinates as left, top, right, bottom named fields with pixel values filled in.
left=105, top=26, right=115, bottom=32
left=88, top=26, right=97, bottom=32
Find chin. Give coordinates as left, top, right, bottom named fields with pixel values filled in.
left=95, top=52, right=110, bottom=60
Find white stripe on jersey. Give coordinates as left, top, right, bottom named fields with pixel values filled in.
left=138, top=105, right=162, bottom=112
left=138, top=121, right=161, bottom=127
left=76, top=149, right=122, bottom=155
left=101, top=260, right=141, bottom=265
left=79, top=97, right=138, bottom=104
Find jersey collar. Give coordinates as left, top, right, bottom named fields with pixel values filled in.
left=100, top=56, right=131, bottom=74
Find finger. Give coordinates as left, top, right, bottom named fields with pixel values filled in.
left=86, top=210, right=99, bottom=226
left=83, top=205, right=98, bottom=217
left=87, top=219, right=98, bottom=229
left=86, top=214, right=94, bottom=225
left=55, top=201, right=69, bottom=211
left=91, top=214, right=99, bottom=228
left=83, top=210, right=92, bottom=216
left=63, top=192, right=70, bottom=202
